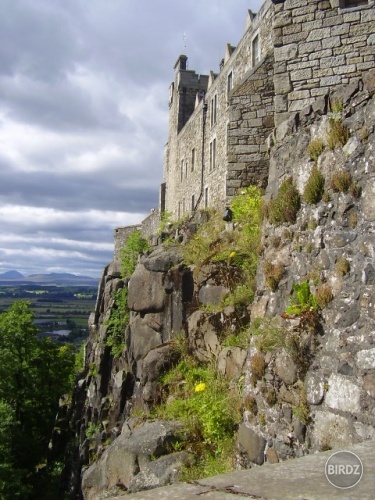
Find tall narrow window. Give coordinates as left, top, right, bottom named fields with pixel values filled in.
left=178, top=201, right=181, bottom=219
left=209, top=138, right=216, bottom=171
left=204, top=187, right=209, bottom=208
left=252, top=35, right=260, bottom=66
left=191, top=148, right=195, bottom=171
left=182, top=198, right=185, bottom=215
left=191, top=194, right=195, bottom=211
left=227, top=71, right=233, bottom=97
left=181, top=160, right=184, bottom=182
left=185, top=160, right=188, bottom=178
left=210, top=94, right=217, bottom=127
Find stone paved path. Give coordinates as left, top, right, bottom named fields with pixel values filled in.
left=113, top=440, right=375, bottom=499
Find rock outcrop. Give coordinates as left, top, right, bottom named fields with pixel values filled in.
left=239, top=73, right=375, bottom=464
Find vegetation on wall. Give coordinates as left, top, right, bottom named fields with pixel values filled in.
left=303, top=166, right=325, bottom=205
left=106, top=231, right=150, bottom=356
left=307, top=138, right=325, bottom=162
left=267, top=177, right=301, bottom=225
left=151, top=350, right=242, bottom=480
left=182, top=186, right=264, bottom=310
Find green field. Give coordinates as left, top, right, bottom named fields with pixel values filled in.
left=0, top=284, right=97, bottom=342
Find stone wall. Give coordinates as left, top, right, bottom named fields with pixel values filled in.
left=273, top=0, right=375, bottom=125
left=113, top=210, right=161, bottom=262
left=114, top=225, right=140, bottom=261
left=227, top=54, right=275, bottom=196
left=240, top=75, right=375, bottom=464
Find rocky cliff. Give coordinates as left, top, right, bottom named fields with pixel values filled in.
left=57, top=73, right=375, bottom=499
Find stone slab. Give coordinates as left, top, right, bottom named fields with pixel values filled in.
left=115, top=440, right=375, bottom=499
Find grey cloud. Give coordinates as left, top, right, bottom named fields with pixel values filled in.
left=0, top=0, right=263, bottom=277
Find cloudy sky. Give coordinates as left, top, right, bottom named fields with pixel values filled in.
left=0, top=0, right=263, bottom=278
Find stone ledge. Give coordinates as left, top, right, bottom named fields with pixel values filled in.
left=116, top=440, right=375, bottom=499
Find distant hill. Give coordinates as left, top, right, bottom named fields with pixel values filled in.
left=0, top=271, right=98, bottom=286
left=0, top=270, right=24, bottom=279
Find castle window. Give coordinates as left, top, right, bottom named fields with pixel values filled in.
left=181, top=160, right=184, bottom=182
left=252, top=35, right=260, bottom=66
left=204, top=187, right=209, bottom=208
left=185, top=160, right=188, bottom=178
left=191, top=148, right=195, bottom=171
left=191, top=194, right=195, bottom=211
left=227, top=71, right=233, bottom=97
left=169, top=83, right=174, bottom=107
left=210, top=94, right=217, bottom=127
left=209, top=138, right=216, bottom=171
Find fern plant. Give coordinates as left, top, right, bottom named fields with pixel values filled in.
left=285, top=281, right=318, bottom=316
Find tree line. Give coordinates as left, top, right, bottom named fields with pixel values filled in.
left=0, top=301, right=78, bottom=498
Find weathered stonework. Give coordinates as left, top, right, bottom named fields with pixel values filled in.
left=162, top=0, right=375, bottom=220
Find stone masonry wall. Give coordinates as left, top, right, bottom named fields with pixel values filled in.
left=163, top=0, right=375, bottom=221
left=273, top=0, right=375, bottom=126
left=113, top=211, right=161, bottom=262
left=227, top=54, right=275, bottom=196
left=163, top=0, right=275, bottom=218
left=240, top=76, right=375, bottom=466
left=114, top=225, right=140, bottom=261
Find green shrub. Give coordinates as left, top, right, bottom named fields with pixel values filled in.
left=330, top=97, right=344, bottom=114
left=157, top=211, right=173, bottom=236
left=327, top=119, right=349, bottom=149
left=156, top=359, right=241, bottom=446
left=303, top=166, right=325, bottom=204
left=105, top=287, right=128, bottom=356
left=183, top=187, right=263, bottom=310
left=106, top=231, right=150, bottom=357
left=285, top=281, right=318, bottom=316
left=180, top=437, right=235, bottom=481
left=85, top=422, right=102, bottom=439
left=307, top=138, right=325, bottom=162
left=336, top=257, right=350, bottom=276
left=267, top=177, right=301, bottom=225
left=330, top=169, right=352, bottom=193
left=120, top=230, right=151, bottom=277
left=231, top=185, right=264, bottom=227
left=263, top=261, right=284, bottom=292
left=251, top=318, right=287, bottom=353
left=222, top=328, right=250, bottom=349
left=250, top=353, right=266, bottom=385
left=315, top=283, right=333, bottom=309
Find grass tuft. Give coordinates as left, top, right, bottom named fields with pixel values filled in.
left=267, top=177, right=301, bottom=226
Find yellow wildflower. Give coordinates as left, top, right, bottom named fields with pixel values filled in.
left=194, top=382, right=206, bottom=393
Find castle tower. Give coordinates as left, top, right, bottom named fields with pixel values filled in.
left=163, top=56, right=209, bottom=217
left=170, top=55, right=208, bottom=133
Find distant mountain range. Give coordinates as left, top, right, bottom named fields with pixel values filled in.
left=0, top=270, right=98, bottom=286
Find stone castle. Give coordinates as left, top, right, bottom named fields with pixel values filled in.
left=115, top=0, right=375, bottom=254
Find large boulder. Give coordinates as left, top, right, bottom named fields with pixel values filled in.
left=81, top=420, right=184, bottom=500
